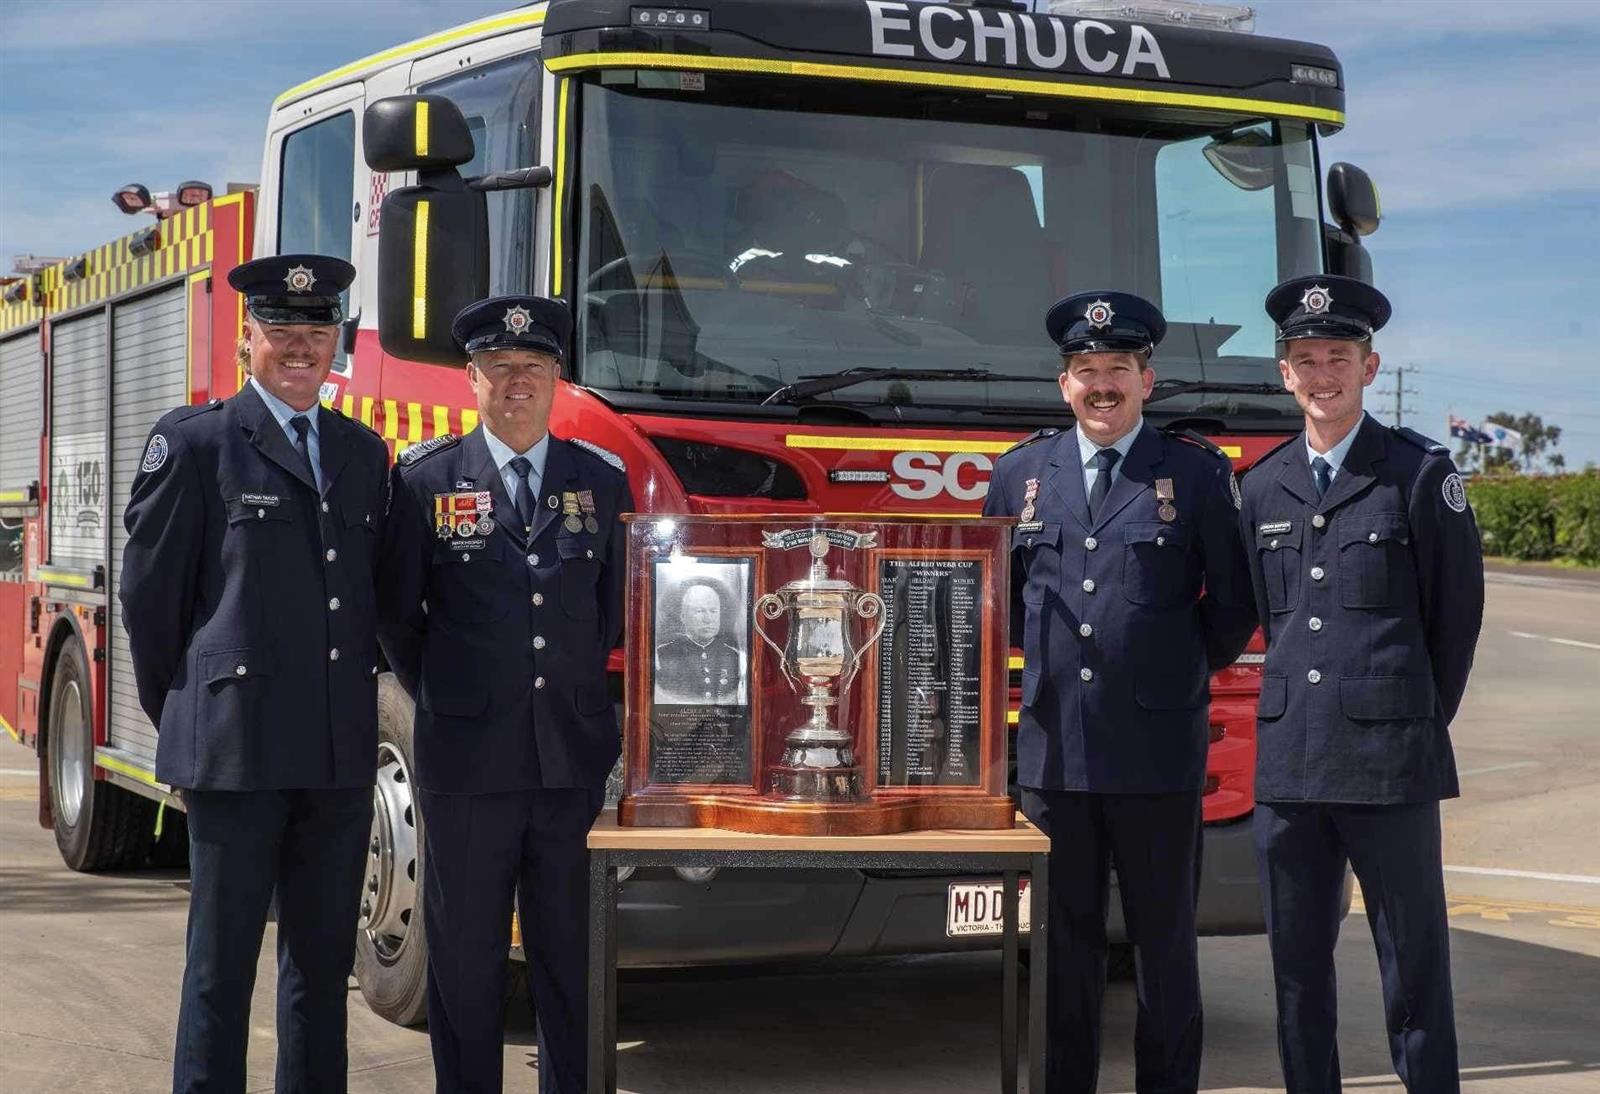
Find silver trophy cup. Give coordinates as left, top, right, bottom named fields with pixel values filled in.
left=754, top=534, right=886, bottom=802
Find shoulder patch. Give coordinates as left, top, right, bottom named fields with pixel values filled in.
left=1441, top=472, right=1468, bottom=513
left=398, top=434, right=459, bottom=466
left=569, top=437, right=626, bottom=474
left=1393, top=425, right=1449, bottom=455
left=1163, top=426, right=1228, bottom=459
left=140, top=434, right=169, bottom=472
left=1000, top=427, right=1060, bottom=458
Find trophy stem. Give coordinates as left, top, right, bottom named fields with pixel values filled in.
left=769, top=684, right=867, bottom=802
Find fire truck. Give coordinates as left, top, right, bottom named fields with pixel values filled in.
left=0, top=0, right=1376, bottom=1025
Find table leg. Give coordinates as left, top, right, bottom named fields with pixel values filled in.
left=1028, top=851, right=1049, bottom=1094
left=1002, top=869, right=1019, bottom=1094
left=587, top=850, right=617, bottom=1094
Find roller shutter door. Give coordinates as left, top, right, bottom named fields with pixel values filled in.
left=0, top=332, right=44, bottom=496
left=47, top=313, right=108, bottom=572
left=107, top=284, right=189, bottom=764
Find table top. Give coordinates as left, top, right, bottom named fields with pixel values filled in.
left=587, top=809, right=1048, bottom=854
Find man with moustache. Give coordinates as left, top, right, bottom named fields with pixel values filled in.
left=982, top=291, right=1255, bottom=1094
left=378, top=295, right=631, bottom=1094
left=121, top=254, right=390, bottom=1092
left=1239, top=276, right=1483, bottom=1093
left=655, top=581, right=744, bottom=705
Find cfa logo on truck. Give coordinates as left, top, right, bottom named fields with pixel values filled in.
left=890, top=451, right=994, bottom=502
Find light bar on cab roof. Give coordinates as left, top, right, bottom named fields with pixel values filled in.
left=1047, top=0, right=1257, bottom=34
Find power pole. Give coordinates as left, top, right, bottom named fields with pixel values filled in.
left=1375, top=363, right=1419, bottom=427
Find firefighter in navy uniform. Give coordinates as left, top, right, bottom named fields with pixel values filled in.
left=119, top=254, right=390, bottom=1093
left=1239, top=276, right=1483, bottom=1094
left=982, top=291, right=1256, bottom=1094
left=378, top=296, right=631, bottom=1094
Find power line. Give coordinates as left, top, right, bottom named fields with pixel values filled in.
left=1373, top=362, right=1419, bottom=427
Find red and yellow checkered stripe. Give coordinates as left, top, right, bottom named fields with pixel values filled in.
left=333, top=394, right=480, bottom=460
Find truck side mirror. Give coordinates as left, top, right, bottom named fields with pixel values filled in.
left=365, top=95, right=488, bottom=366
left=1323, top=224, right=1374, bottom=283
left=1326, top=162, right=1380, bottom=238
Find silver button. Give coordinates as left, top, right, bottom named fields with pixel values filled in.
left=1156, top=535, right=1166, bottom=547
left=234, top=664, right=247, bottom=676
left=461, top=553, right=470, bottom=562
left=1082, top=579, right=1096, bottom=593
left=586, top=549, right=594, bottom=559
left=1079, top=667, right=1093, bottom=682
left=257, top=508, right=266, bottom=519
left=329, top=648, right=340, bottom=661
left=1309, top=617, right=1323, bottom=632
left=531, top=593, right=544, bottom=606
left=1311, top=514, right=1326, bottom=529
left=1307, top=669, right=1322, bottom=684
left=1079, top=623, right=1093, bottom=638
left=534, top=676, right=546, bottom=690
left=1310, top=566, right=1325, bottom=581
left=1084, top=536, right=1098, bottom=551
left=532, top=636, right=546, bottom=650
left=321, top=501, right=330, bottom=513
left=1368, top=531, right=1379, bottom=543
left=328, top=597, right=340, bottom=611
left=1270, top=538, right=1279, bottom=550
left=325, top=548, right=337, bottom=562
left=528, top=553, right=540, bottom=566
left=371, top=666, right=378, bottom=676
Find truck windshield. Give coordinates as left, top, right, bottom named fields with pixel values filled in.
left=574, top=75, right=1322, bottom=425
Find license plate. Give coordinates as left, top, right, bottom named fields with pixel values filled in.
left=946, top=878, right=1031, bottom=937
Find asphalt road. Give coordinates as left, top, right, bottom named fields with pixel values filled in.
left=2, top=571, right=1597, bottom=1093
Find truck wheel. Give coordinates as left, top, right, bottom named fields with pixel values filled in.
left=354, top=674, right=429, bottom=1026
left=48, top=638, right=154, bottom=871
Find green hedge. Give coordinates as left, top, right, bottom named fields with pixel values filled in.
left=1467, top=472, right=1600, bottom=564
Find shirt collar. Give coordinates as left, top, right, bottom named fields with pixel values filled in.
left=249, top=376, right=319, bottom=437
left=482, top=425, right=549, bottom=478
left=1305, top=412, right=1367, bottom=474
left=1076, top=417, right=1144, bottom=467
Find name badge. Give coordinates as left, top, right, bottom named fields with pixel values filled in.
left=1016, top=520, right=1044, bottom=534
left=1258, top=520, right=1293, bottom=536
left=241, top=493, right=280, bottom=507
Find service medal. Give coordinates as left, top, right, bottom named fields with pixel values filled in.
left=1020, top=477, right=1040, bottom=523
left=1155, top=477, right=1177, bottom=522
left=476, top=517, right=496, bottom=535
left=577, top=489, right=599, bottom=533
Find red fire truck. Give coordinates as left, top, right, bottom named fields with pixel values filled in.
left=0, top=0, right=1376, bottom=1024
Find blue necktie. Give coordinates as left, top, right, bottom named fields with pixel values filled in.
left=290, top=415, right=317, bottom=490
left=1312, top=455, right=1331, bottom=499
left=509, top=456, right=537, bottom=534
left=1088, top=448, right=1120, bottom=519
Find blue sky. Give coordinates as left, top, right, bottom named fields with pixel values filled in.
left=3, top=0, right=1596, bottom=466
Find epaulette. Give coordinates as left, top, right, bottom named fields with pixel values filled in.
left=1164, top=426, right=1228, bottom=459
left=398, top=434, right=459, bottom=466
left=1392, top=425, right=1449, bottom=455
left=999, top=427, right=1060, bottom=458
left=169, top=399, right=223, bottom=424
left=568, top=437, right=627, bottom=474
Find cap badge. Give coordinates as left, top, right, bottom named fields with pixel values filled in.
left=284, top=265, right=316, bottom=294
left=1084, top=299, right=1115, bottom=330
left=502, top=305, right=533, bottom=334
left=1300, top=285, right=1332, bottom=315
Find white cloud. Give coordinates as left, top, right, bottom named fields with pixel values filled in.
left=1254, top=0, right=1600, bottom=48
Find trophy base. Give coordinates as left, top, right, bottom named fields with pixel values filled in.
left=769, top=764, right=867, bottom=803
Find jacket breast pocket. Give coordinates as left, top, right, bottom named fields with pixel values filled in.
left=429, top=538, right=511, bottom=622
left=1255, top=524, right=1303, bottom=613
left=557, top=535, right=601, bottom=620
left=1337, top=513, right=1409, bottom=609
left=226, top=496, right=295, bottom=530
left=1122, top=522, right=1191, bottom=608
left=1014, top=522, right=1062, bottom=605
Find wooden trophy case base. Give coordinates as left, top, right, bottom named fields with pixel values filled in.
left=618, top=792, right=1018, bottom=836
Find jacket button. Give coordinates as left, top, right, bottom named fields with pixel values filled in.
left=257, top=508, right=266, bottom=519
left=1368, top=531, right=1379, bottom=543
left=1079, top=623, right=1092, bottom=638
left=1082, top=579, right=1095, bottom=593
left=1307, top=669, right=1322, bottom=684
left=528, top=553, right=540, bottom=566
left=531, top=593, right=544, bottom=606
left=325, top=548, right=337, bottom=562
left=1270, top=538, right=1279, bottom=550
left=321, top=500, right=330, bottom=513
left=1309, top=617, right=1323, bottom=632
left=586, top=549, right=594, bottom=559
left=532, top=636, right=546, bottom=650
left=1084, top=537, right=1097, bottom=551
left=1079, top=667, right=1093, bottom=682
left=329, top=597, right=341, bottom=611
left=534, top=676, right=546, bottom=689
left=234, top=664, right=247, bottom=676
left=461, top=553, right=471, bottom=562
left=329, top=649, right=340, bottom=661
left=1311, top=514, right=1326, bottom=529
left=1156, top=536, right=1166, bottom=547
left=1310, top=566, right=1325, bottom=581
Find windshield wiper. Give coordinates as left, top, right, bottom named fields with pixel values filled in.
left=762, top=366, right=1050, bottom=406
left=1144, top=380, right=1285, bottom=407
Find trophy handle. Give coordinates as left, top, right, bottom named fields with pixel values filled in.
left=842, top=591, right=887, bottom=689
left=753, top=592, right=798, bottom=692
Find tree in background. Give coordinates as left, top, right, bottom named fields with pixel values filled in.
left=1457, top=412, right=1564, bottom=473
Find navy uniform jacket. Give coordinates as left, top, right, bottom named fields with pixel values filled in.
left=378, top=429, right=631, bottom=794
left=983, top=423, right=1256, bottom=793
left=1238, top=416, right=1484, bottom=803
left=655, top=635, right=743, bottom=705
left=120, top=383, right=390, bottom=790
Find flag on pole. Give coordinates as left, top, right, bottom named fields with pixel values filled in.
left=1483, top=421, right=1524, bottom=453
left=1449, top=415, right=1493, bottom=445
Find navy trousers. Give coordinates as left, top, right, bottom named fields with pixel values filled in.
left=1255, top=800, right=1459, bottom=1094
left=173, top=787, right=372, bottom=1094
left=1021, top=789, right=1204, bottom=1094
left=419, top=786, right=603, bottom=1094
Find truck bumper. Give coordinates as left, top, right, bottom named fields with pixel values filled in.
left=612, top=814, right=1277, bottom=966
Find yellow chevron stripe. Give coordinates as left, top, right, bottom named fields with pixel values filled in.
left=406, top=402, right=424, bottom=444
left=433, top=404, right=450, bottom=438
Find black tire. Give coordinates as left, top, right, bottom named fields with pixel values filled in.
left=48, top=637, right=155, bottom=871
left=353, top=674, right=429, bottom=1027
